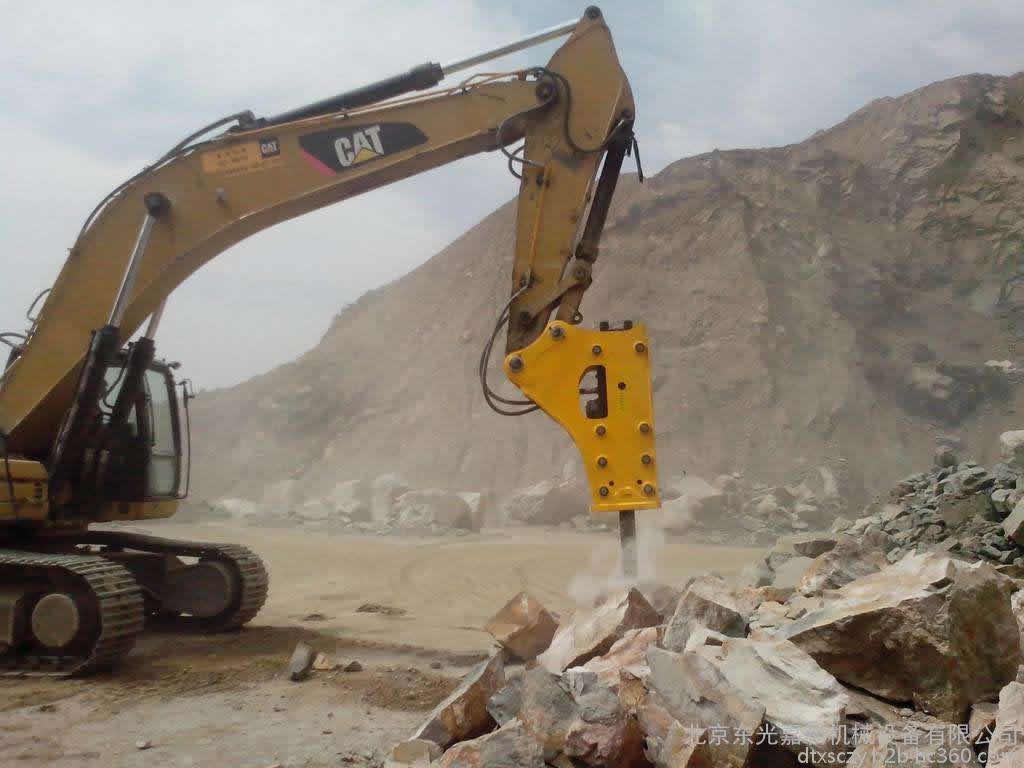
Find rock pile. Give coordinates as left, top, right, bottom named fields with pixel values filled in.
left=388, top=546, right=1024, bottom=767
left=197, top=473, right=491, bottom=536
left=659, top=467, right=844, bottom=546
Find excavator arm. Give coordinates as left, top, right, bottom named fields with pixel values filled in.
left=0, top=7, right=658, bottom=538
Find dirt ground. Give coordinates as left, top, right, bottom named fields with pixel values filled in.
left=0, top=522, right=760, bottom=767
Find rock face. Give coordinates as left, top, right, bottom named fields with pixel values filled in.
left=191, top=72, right=1024, bottom=524
left=484, top=592, right=558, bottom=662
left=783, top=552, right=1021, bottom=721
left=413, top=652, right=505, bottom=748
left=538, top=589, right=661, bottom=673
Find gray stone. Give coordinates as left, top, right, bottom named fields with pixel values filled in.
left=939, top=493, right=996, bottom=526
left=934, top=446, right=958, bottom=468
left=1003, top=499, right=1024, bottom=545
left=798, top=533, right=890, bottom=596
left=771, top=556, right=815, bottom=590
left=487, top=677, right=523, bottom=726
left=372, top=473, right=410, bottom=523
left=393, top=489, right=475, bottom=530
left=288, top=641, right=315, bottom=681
left=1000, top=431, right=1024, bottom=472
left=502, top=480, right=587, bottom=527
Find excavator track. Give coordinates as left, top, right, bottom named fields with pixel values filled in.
left=77, top=530, right=269, bottom=632
left=0, top=550, right=145, bottom=677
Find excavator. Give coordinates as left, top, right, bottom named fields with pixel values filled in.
left=0, top=6, right=659, bottom=676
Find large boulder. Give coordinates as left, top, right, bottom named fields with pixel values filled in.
left=538, top=588, right=661, bottom=673
left=662, top=575, right=748, bottom=652
left=372, top=473, right=410, bottom=523
left=515, top=667, right=636, bottom=766
left=647, top=638, right=849, bottom=766
left=659, top=476, right=722, bottom=532
left=413, top=652, right=505, bottom=748
left=393, top=489, right=475, bottom=530
left=484, top=592, right=558, bottom=662
left=328, top=479, right=371, bottom=522
left=1000, top=430, right=1024, bottom=473
left=458, top=491, right=493, bottom=529
left=782, top=552, right=1022, bottom=721
left=502, top=480, right=587, bottom=527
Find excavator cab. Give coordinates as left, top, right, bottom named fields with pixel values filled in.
left=96, top=355, right=189, bottom=503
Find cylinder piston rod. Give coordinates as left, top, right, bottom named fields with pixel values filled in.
left=263, top=10, right=593, bottom=126
left=441, top=17, right=579, bottom=76
left=108, top=193, right=169, bottom=328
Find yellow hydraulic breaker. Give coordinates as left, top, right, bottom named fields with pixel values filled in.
left=505, top=319, right=660, bottom=577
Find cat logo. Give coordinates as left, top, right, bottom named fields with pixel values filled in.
left=334, top=125, right=384, bottom=167
left=299, top=122, right=428, bottom=176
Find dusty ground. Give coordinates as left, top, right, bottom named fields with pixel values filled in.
left=0, top=522, right=760, bottom=767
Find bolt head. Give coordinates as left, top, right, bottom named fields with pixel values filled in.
left=599, top=486, right=610, bottom=497
left=639, top=422, right=651, bottom=434
left=597, top=456, right=608, bottom=467
left=634, top=341, right=647, bottom=354
left=509, top=356, right=524, bottom=372
left=641, top=454, right=652, bottom=465
left=550, top=325, right=565, bottom=340
left=592, top=345, right=602, bottom=356
left=643, top=484, right=655, bottom=496
left=595, top=425, right=607, bottom=436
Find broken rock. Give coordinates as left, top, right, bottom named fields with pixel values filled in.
left=386, top=739, right=442, bottom=768
left=1003, top=499, right=1024, bottom=545
left=485, top=592, right=558, bottom=662
left=797, top=533, right=890, bottom=596
left=790, top=531, right=838, bottom=558
left=1000, top=430, right=1024, bottom=472
left=662, top=575, right=748, bottom=652
left=988, top=681, right=1024, bottom=767
left=287, top=641, right=316, bottom=681
left=581, top=627, right=658, bottom=691
left=438, top=720, right=545, bottom=768
left=649, top=722, right=712, bottom=768
left=538, top=588, right=660, bottom=673
left=647, top=637, right=849, bottom=766
left=783, top=552, right=1022, bottom=721
left=412, top=651, right=505, bottom=748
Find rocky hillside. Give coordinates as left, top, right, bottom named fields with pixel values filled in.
left=189, top=72, right=1024, bottom=516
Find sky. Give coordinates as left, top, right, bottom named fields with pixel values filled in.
left=2, top=1, right=1023, bottom=389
